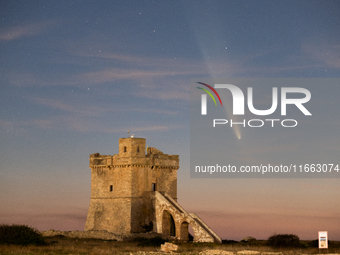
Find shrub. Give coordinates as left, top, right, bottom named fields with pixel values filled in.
left=307, top=239, right=319, bottom=248
left=222, top=239, right=238, bottom=244
left=0, top=224, right=46, bottom=246
left=240, top=236, right=261, bottom=246
left=267, top=234, right=300, bottom=248
left=136, top=236, right=167, bottom=246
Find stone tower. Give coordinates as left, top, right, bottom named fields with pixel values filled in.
left=85, top=137, right=179, bottom=234
left=85, top=137, right=222, bottom=243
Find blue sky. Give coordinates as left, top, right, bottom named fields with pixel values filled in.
left=1, top=0, right=340, bottom=240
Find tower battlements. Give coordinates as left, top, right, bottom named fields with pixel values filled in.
left=90, top=138, right=179, bottom=169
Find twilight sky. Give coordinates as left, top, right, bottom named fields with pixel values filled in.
left=1, top=0, right=340, bottom=240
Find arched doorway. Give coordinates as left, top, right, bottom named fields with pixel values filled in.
left=162, top=210, right=176, bottom=237
left=180, top=221, right=189, bottom=241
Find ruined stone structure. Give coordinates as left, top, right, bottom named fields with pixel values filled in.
left=85, top=137, right=221, bottom=243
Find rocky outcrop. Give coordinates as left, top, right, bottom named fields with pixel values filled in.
left=41, top=229, right=169, bottom=242
left=199, top=250, right=234, bottom=255
left=41, top=229, right=122, bottom=240
left=160, top=242, right=178, bottom=252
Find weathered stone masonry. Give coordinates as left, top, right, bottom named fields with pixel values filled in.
left=85, top=137, right=221, bottom=243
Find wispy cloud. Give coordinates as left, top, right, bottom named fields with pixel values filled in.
left=30, top=96, right=179, bottom=116
left=0, top=115, right=183, bottom=134
left=0, top=20, right=60, bottom=41
left=71, top=68, right=201, bottom=85
left=31, top=97, right=109, bottom=117
left=193, top=209, right=340, bottom=240
left=0, top=212, right=87, bottom=221
left=0, top=212, right=87, bottom=231
left=69, top=121, right=183, bottom=133
left=194, top=209, right=340, bottom=220
left=302, top=43, right=340, bottom=69
left=8, top=41, right=339, bottom=106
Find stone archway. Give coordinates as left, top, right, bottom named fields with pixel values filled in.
left=162, top=210, right=176, bottom=236
left=180, top=221, right=189, bottom=241
left=154, top=192, right=222, bottom=243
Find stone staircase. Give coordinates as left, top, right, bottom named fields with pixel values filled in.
left=155, top=191, right=222, bottom=243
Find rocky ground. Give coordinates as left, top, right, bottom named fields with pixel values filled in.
left=41, top=229, right=166, bottom=241
left=7, top=231, right=335, bottom=255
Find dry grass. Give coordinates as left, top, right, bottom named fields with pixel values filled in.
left=0, top=236, right=339, bottom=255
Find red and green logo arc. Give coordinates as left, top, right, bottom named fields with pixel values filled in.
left=196, top=82, right=223, bottom=106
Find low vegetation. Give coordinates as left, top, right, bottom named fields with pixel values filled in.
left=0, top=224, right=46, bottom=246
left=267, top=234, right=300, bottom=248
left=1, top=227, right=340, bottom=255
left=133, top=236, right=167, bottom=246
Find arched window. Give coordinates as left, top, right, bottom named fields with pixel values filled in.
left=124, top=146, right=127, bottom=152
